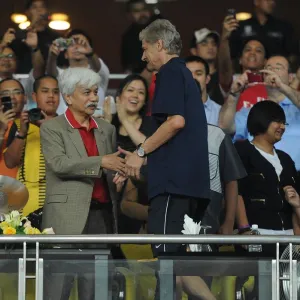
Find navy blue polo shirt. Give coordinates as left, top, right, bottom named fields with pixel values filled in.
left=148, top=57, right=210, bottom=200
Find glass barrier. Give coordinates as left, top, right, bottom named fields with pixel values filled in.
left=0, top=237, right=297, bottom=300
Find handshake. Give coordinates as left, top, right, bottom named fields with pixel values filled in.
left=102, top=146, right=146, bottom=185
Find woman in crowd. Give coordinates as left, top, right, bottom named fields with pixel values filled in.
left=103, top=73, right=152, bottom=152
left=235, top=101, right=300, bottom=243
left=103, top=74, right=152, bottom=234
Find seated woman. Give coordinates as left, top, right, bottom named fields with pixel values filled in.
left=235, top=101, right=300, bottom=244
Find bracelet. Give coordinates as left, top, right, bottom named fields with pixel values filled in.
left=238, top=224, right=251, bottom=230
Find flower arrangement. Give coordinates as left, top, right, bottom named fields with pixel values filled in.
left=0, top=210, right=54, bottom=235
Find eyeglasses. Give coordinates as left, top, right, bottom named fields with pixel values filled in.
left=273, top=120, right=289, bottom=126
left=0, top=90, right=24, bottom=97
left=265, top=66, right=286, bottom=72
left=0, top=54, right=15, bottom=59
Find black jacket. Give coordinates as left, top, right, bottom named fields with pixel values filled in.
left=235, top=140, right=299, bottom=230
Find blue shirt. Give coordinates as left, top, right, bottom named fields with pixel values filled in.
left=204, top=96, right=221, bottom=126
left=149, top=57, right=210, bottom=200
left=234, top=98, right=300, bottom=170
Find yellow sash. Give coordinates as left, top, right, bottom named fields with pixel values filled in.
left=17, top=124, right=46, bottom=216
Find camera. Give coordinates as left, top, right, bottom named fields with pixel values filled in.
left=227, top=8, right=236, bottom=19
left=247, top=72, right=264, bottom=85
left=54, top=38, right=74, bottom=50
left=28, top=108, right=44, bottom=122
left=1, top=96, right=13, bottom=113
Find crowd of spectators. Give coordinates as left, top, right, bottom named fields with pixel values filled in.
left=1, top=0, right=300, bottom=298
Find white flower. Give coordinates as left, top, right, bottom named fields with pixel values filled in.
left=42, top=227, right=55, bottom=235
left=23, top=220, right=31, bottom=228
left=181, top=214, right=202, bottom=252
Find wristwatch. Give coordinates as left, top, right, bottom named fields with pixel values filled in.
left=136, top=143, right=147, bottom=158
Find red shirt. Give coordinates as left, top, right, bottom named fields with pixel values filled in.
left=146, top=73, right=156, bottom=116
left=65, top=109, right=109, bottom=203
left=236, top=84, right=268, bottom=111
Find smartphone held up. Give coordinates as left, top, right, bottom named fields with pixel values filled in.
left=1, top=96, right=13, bottom=113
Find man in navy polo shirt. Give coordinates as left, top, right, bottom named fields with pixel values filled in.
left=120, top=19, right=210, bottom=255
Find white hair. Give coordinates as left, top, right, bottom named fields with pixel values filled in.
left=59, top=67, right=101, bottom=96
left=139, top=19, right=182, bottom=55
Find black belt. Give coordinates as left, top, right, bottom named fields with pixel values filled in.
left=90, top=199, right=112, bottom=210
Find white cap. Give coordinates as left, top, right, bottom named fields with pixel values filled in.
left=251, top=224, right=258, bottom=230
left=194, top=28, right=220, bottom=44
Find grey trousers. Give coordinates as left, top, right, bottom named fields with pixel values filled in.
left=44, top=207, right=113, bottom=300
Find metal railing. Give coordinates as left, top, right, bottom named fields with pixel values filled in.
left=0, top=234, right=298, bottom=300
left=0, top=233, right=298, bottom=244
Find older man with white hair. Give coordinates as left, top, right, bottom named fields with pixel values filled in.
left=40, top=67, right=125, bottom=300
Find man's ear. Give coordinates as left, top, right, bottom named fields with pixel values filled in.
left=206, top=74, right=211, bottom=85
left=32, top=92, right=37, bottom=103
left=157, top=39, right=164, bottom=52
left=190, top=48, right=197, bottom=55
left=64, top=94, right=72, bottom=106
left=288, top=74, right=293, bottom=85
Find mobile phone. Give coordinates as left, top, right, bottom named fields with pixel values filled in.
left=247, top=72, right=264, bottom=85
left=1, top=96, right=13, bottom=113
left=227, top=8, right=236, bottom=19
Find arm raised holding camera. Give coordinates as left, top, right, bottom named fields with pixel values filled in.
left=46, top=41, right=60, bottom=77
left=4, top=111, right=29, bottom=168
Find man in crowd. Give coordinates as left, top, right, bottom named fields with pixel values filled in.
left=46, top=29, right=110, bottom=115
left=185, top=55, right=221, bottom=126
left=9, top=0, right=59, bottom=74
left=190, top=28, right=224, bottom=105
left=0, top=29, right=45, bottom=106
left=218, top=13, right=269, bottom=110
left=119, top=19, right=211, bottom=299
left=229, top=0, right=297, bottom=64
left=41, top=68, right=124, bottom=299
left=2, top=75, right=59, bottom=216
left=121, top=0, right=157, bottom=73
left=219, top=55, right=300, bottom=171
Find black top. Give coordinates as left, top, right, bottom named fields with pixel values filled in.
left=112, top=116, right=152, bottom=152
left=149, top=57, right=210, bottom=200
left=11, top=27, right=60, bottom=74
left=229, top=16, right=296, bottom=59
left=235, top=140, right=300, bottom=230
left=207, top=71, right=224, bottom=105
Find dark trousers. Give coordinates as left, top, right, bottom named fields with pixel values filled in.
left=148, top=193, right=209, bottom=256
left=44, top=202, right=113, bottom=300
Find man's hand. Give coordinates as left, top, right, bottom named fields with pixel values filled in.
left=1, top=28, right=16, bottom=47
left=230, top=71, right=249, bottom=94
left=19, top=111, right=29, bottom=137
left=261, top=69, right=284, bottom=90
left=31, top=111, right=52, bottom=127
left=73, top=34, right=93, bottom=56
left=222, top=16, right=239, bottom=40
left=284, top=186, right=300, bottom=208
left=49, top=41, right=61, bottom=57
left=102, top=151, right=126, bottom=174
left=113, top=173, right=127, bottom=192
left=0, top=107, right=15, bottom=135
left=103, top=96, right=113, bottom=123
left=118, top=146, right=145, bottom=179
left=24, top=29, right=38, bottom=50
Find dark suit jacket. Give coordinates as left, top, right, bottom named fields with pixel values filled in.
left=235, top=140, right=300, bottom=230
left=40, top=114, right=118, bottom=234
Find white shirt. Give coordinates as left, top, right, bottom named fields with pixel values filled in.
left=253, top=145, right=283, bottom=178
left=204, top=96, right=221, bottom=126
left=55, top=58, right=111, bottom=115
